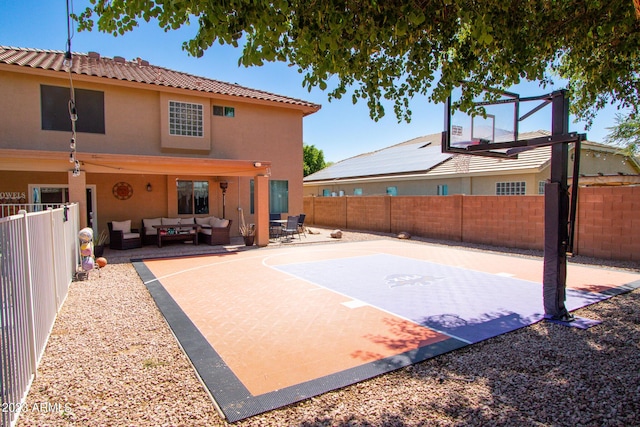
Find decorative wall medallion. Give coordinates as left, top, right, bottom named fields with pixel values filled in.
left=112, top=182, right=133, bottom=200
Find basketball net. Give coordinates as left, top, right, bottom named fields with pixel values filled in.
left=453, top=154, right=471, bottom=174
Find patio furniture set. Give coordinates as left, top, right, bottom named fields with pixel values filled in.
left=108, top=216, right=232, bottom=250
left=108, top=213, right=306, bottom=250
left=270, top=213, right=306, bottom=242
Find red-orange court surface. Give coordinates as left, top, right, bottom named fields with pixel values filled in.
left=132, top=240, right=640, bottom=422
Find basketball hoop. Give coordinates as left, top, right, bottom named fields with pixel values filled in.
left=443, top=85, right=589, bottom=322
left=453, top=154, right=471, bottom=174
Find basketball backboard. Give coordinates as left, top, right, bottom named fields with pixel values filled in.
left=442, top=87, right=584, bottom=158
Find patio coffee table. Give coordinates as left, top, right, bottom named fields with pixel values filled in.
left=153, top=224, right=199, bottom=248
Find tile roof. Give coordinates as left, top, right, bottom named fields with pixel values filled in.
left=430, top=151, right=550, bottom=176
left=0, top=46, right=321, bottom=113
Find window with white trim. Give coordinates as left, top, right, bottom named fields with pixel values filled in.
left=538, top=181, right=545, bottom=195
left=496, top=181, right=526, bottom=195
left=169, top=101, right=203, bottom=137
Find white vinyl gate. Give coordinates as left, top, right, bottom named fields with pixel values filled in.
left=0, top=204, right=79, bottom=427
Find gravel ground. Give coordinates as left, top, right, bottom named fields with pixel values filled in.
left=17, top=229, right=640, bottom=426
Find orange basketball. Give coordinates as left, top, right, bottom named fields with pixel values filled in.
left=96, top=257, right=108, bottom=268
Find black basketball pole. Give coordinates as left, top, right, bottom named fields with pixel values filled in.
left=542, top=90, right=573, bottom=321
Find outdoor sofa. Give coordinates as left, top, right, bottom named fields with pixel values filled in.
left=140, top=216, right=232, bottom=246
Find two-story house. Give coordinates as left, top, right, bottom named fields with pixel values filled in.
left=0, top=46, right=320, bottom=246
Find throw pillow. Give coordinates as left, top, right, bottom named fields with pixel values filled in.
left=143, top=217, right=162, bottom=235
left=195, top=216, right=213, bottom=225
left=162, top=217, right=181, bottom=226
left=112, top=220, right=131, bottom=233
left=211, top=218, right=229, bottom=228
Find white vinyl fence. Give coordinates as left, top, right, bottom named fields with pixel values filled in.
left=0, top=204, right=67, bottom=219
left=0, top=204, right=79, bottom=427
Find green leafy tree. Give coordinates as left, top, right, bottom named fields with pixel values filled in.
left=76, top=1, right=639, bottom=127
left=303, top=144, right=327, bottom=177
left=605, top=113, right=640, bottom=157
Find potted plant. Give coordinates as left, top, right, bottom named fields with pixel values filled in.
left=94, top=229, right=108, bottom=257
left=239, top=209, right=256, bottom=246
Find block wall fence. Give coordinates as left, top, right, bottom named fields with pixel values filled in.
left=303, top=186, right=640, bottom=262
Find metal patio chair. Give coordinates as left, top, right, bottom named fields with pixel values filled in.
left=269, top=213, right=282, bottom=239
left=297, top=213, right=307, bottom=237
left=281, top=215, right=300, bottom=242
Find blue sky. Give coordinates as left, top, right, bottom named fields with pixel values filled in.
left=0, top=1, right=625, bottom=162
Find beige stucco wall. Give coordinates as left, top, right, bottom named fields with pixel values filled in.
left=219, top=102, right=305, bottom=224
left=470, top=173, right=540, bottom=195
left=575, top=151, right=637, bottom=176
left=1, top=71, right=52, bottom=150
left=0, top=171, right=68, bottom=197
left=304, top=178, right=449, bottom=197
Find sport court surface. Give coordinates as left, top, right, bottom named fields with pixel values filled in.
left=133, top=240, right=640, bottom=422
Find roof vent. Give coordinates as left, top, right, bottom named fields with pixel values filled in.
left=113, top=56, right=126, bottom=63
left=135, top=57, right=150, bottom=66
left=88, top=51, right=100, bottom=59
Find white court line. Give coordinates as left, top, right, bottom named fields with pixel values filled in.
left=496, top=272, right=516, bottom=277
left=342, top=300, right=369, bottom=309
left=142, top=253, right=270, bottom=285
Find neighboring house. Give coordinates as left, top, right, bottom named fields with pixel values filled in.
left=0, top=46, right=320, bottom=246
left=304, top=131, right=640, bottom=197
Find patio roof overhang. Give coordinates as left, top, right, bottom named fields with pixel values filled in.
left=0, top=149, right=271, bottom=177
